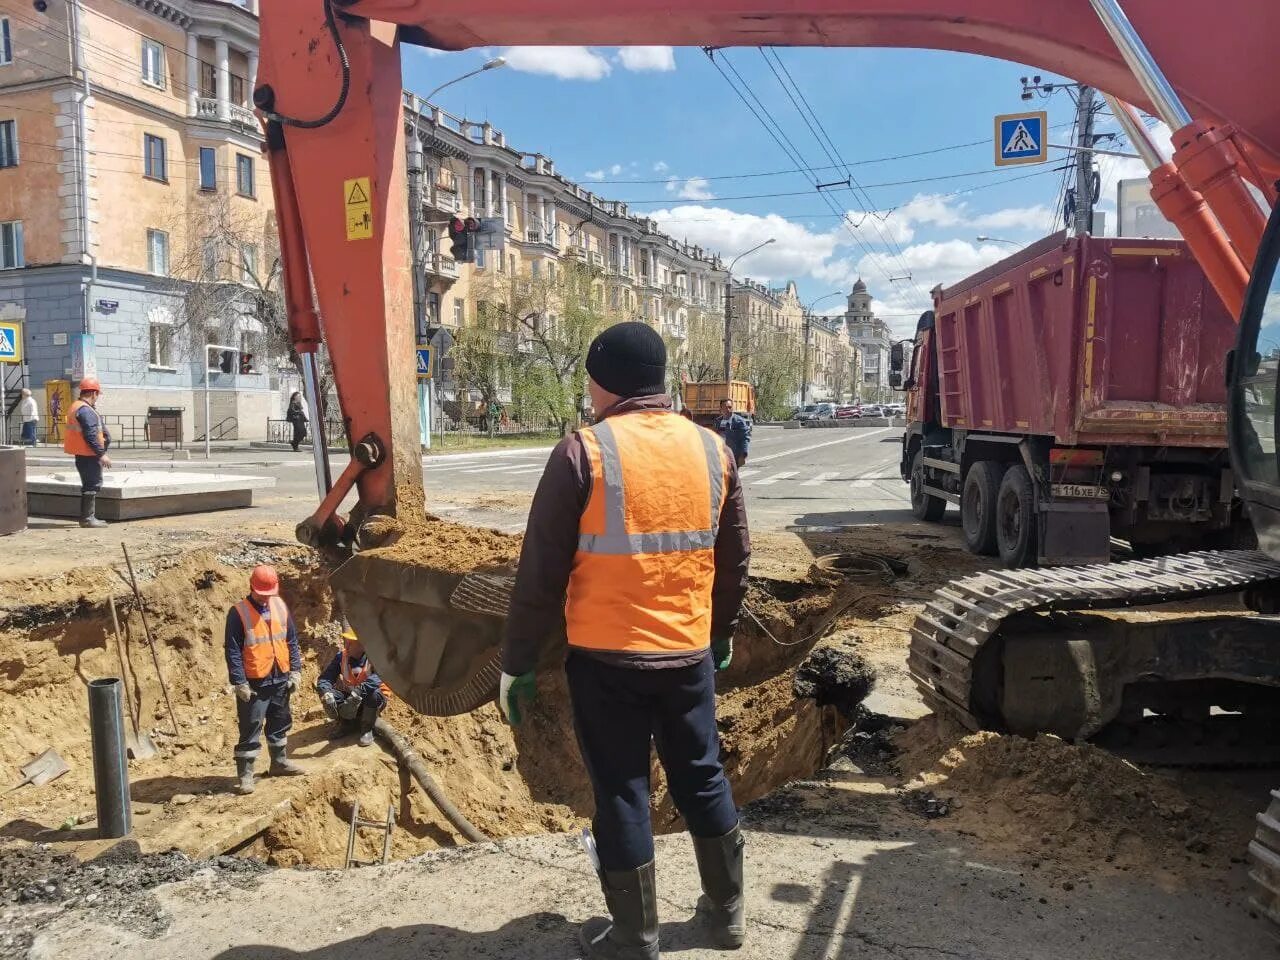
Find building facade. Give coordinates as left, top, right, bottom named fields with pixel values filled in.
left=0, top=0, right=284, bottom=445
left=843, top=278, right=893, bottom=401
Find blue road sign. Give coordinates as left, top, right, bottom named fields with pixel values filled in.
left=0, top=322, right=21, bottom=363
left=994, top=111, right=1048, bottom=166
left=416, top=345, right=433, bottom=379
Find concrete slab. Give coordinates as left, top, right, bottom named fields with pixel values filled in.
left=26, top=470, right=276, bottom=520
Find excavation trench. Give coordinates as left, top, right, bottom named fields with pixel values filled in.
left=0, top=530, right=868, bottom=870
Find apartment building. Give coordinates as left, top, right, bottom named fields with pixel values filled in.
left=843, top=278, right=893, bottom=401
left=804, top=315, right=855, bottom=403
left=0, top=0, right=279, bottom=444
left=406, top=95, right=729, bottom=404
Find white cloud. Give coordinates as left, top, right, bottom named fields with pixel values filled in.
left=970, top=205, right=1055, bottom=231
left=501, top=46, right=611, bottom=81
left=653, top=161, right=669, bottom=173
left=677, top=177, right=715, bottom=201
left=649, top=206, right=841, bottom=284
left=665, top=176, right=680, bottom=193
left=609, top=164, right=624, bottom=176
left=584, top=170, right=605, bottom=181
left=616, top=47, right=676, bottom=72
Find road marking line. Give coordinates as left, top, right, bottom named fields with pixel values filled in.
left=755, top=471, right=798, bottom=486
left=455, top=463, right=538, bottom=474
left=748, top=427, right=892, bottom=464
left=738, top=469, right=760, bottom=478
left=801, top=471, right=841, bottom=486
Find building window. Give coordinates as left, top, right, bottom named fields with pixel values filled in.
left=240, top=243, right=257, bottom=283
left=0, top=119, right=15, bottom=167
left=0, top=220, right=22, bottom=269
left=143, top=134, right=167, bottom=181
left=0, top=19, right=11, bottom=66
left=475, top=247, right=485, bottom=269
left=236, top=154, right=254, bottom=197
left=201, top=238, right=219, bottom=279
left=141, top=38, right=166, bottom=89
left=149, top=321, right=174, bottom=369
left=453, top=299, right=464, bottom=326
left=230, top=74, right=246, bottom=107
left=531, top=260, right=541, bottom=279
left=508, top=254, right=516, bottom=275
left=199, top=61, right=216, bottom=98
left=198, top=146, right=216, bottom=190
left=147, top=228, right=170, bottom=275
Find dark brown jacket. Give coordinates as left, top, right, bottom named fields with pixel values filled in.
left=501, top=394, right=751, bottom=675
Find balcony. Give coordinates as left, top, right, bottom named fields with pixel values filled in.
left=426, top=186, right=460, bottom=216
left=427, top=253, right=459, bottom=281
left=193, top=97, right=258, bottom=133
left=589, top=251, right=605, bottom=268
left=566, top=245, right=588, bottom=260
left=662, top=321, right=688, bottom=340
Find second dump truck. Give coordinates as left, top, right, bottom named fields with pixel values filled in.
left=893, top=231, right=1247, bottom=567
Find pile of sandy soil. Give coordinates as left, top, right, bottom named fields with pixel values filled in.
left=371, top=515, right=522, bottom=574
left=895, top=717, right=1249, bottom=884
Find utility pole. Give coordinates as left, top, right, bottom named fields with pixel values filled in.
left=800, top=314, right=811, bottom=405
left=407, top=133, right=428, bottom=339
left=722, top=286, right=734, bottom=382
left=1072, top=85, right=1098, bottom=235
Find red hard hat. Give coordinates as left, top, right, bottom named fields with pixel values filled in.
left=249, top=564, right=280, bottom=597
left=78, top=376, right=101, bottom=394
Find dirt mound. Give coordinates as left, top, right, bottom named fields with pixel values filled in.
left=372, top=515, right=521, bottom=574
left=793, top=644, right=877, bottom=718
left=896, top=718, right=1245, bottom=884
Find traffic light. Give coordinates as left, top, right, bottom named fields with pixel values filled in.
left=239, top=353, right=255, bottom=375
left=448, top=217, right=480, bottom=263
left=219, top=350, right=234, bottom=374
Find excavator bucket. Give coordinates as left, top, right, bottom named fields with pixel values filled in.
left=331, top=552, right=558, bottom=716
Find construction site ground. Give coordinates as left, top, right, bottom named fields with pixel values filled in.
left=3, top=429, right=1277, bottom=957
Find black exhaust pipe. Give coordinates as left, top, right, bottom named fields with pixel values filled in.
left=88, top=678, right=131, bottom=838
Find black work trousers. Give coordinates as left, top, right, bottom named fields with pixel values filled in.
left=74, top=455, right=102, bottom=493
left=233, top=682, right=292, bottom=762
left=566, top=651, right=739, bottom=871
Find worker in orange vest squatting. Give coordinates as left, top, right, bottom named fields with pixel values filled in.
left=63, top=376, right=112, bottom=528
left=315, top=628, right=390, bottom=747
left=224, top=564, right=304, bottom=794
left=499, top=321, right=751, bottom=959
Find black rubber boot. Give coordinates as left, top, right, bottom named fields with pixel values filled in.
left=235, top=759, right=255, bottom=795
left=579, top=860, right=659, bottom=959
left=268, top=745, right=303, bottom=776
left=79, top=492, right=107, bottom=528
left=692, top=825, right=746, bottom=949
left=357, top=704, right=379, bottom=747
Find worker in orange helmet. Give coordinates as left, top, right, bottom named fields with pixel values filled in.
left=224, top=564, right=304, bottom=794
left=62, top=376, right=112, bottom=528
left=315, top=628, right=390, bottom=747
left=500, top=322, right=751, bottom=959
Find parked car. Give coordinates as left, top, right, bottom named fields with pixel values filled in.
left=834, top=404, right=862, bottom=419
left=861, top=404, right=884, bottom=417
left=814, top=402, right=836, bottom=420
left=884, top=403, right=905, bottom=416
left=793, top=404, right=821, bottom=421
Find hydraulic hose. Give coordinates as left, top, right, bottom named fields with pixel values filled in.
left=373, top=718, right=488, bottom=843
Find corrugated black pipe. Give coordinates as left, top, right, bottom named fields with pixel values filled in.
left=88, top=678, right=131, bottom=839
left=373, top=718, right=487, bottom=843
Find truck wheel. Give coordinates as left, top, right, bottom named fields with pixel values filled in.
left=910, top=450, right=946, bottom=522
left=961, top=461, right=1003, bottom=556
left=996, top=465, right=1037, bottom=568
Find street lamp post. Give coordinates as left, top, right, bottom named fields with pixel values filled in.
left=424, top=57, right=507, bottom=102
left=976, top=235, right=1019, bottom=246
left=801, top=291, right=844, bottom=405
left=722, top=238, right=776, bottom=382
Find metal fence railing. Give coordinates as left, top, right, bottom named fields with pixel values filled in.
left=443, top=414, right=561, bottom=436
left=95, top=414, right=183, bottom=449
left=267, top=417, right=350, bottom=448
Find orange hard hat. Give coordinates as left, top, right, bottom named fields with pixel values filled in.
left=249, top=564, right=280, bottom=597
left=78, top=376, right=101, bottom=394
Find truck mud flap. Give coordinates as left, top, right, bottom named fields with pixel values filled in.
left=1038, top=500, right=1109, bottom=566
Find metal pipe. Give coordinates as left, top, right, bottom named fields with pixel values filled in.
left=301, top=351, right=332, bottom=494
left=1101, top=94, right=1165, bottom=169
left=88, top=678, right=131, bottom=839
left=374, top=718, right=487, bottom=842
left=1087, top=0, right=1193, bottom=130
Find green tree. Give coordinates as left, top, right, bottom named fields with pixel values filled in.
left=739, top=320, right=804, bottom=420
left=449, top=303, right=518, bottom=436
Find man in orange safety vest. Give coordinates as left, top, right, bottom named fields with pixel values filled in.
left=63, top=377, right=112, bottom=527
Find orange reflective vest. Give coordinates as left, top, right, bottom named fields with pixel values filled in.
left=63, top=400, right=103, bottom=457
left=339, top=651, right=390, bottom=699
left=566, top=410, right=730, bottom=654
left=234, top=597, right=292, bottom=680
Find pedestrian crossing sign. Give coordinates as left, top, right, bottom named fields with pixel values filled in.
left=994, top=111, right=1048, bottom=166
left=0, top=321, right=21, bottom=363
left=416, top=345, right=433, bottom=380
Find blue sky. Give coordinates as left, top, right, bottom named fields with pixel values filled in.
left=405, top=45, right=1151, bottom=338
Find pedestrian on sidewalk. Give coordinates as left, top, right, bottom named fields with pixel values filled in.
left=715, top=398, right=752, bottom=468
left=225, top=564, right=304, bottom=794
left=499, top=321, right=752, bottom=959
left=18, top=389, right=38, bottom=447
left=286, top=392, right=308, bottom=452
left=62, top=377, right=111, bottom=528
left=315, top=628, right=389, bottom=747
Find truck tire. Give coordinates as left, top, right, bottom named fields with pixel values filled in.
left=996, top=465, right=1037, bottom=568
left=910, top=450, right=946, bottom=522
left=961, top=461, right=1003, bottom=556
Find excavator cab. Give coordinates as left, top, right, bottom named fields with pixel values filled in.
left=1230, top=199, right=1280, bottom=556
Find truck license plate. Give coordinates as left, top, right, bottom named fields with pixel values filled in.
left=1051, top=483, right=1110, bottom=500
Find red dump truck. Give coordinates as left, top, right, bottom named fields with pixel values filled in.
left=892, top=231, right=1247, bottom=567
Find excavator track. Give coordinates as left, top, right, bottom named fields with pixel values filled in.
left=909, top=549, right=1280, bottom=735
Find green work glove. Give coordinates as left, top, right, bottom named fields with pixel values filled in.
left=499, top=671, right=537, bottom=726
left=712, top=636, right=733, bottom=672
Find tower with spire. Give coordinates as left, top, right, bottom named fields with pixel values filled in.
left=842, top=278, right=892, bottom=399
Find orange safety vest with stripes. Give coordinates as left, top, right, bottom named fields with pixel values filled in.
left=63, top=400, right=104, bottom=457
left=566, top=410, right=730, bottom=655
left=339, top=650, right=391, bottom=699
left=234, top=597, right=292, bottom=680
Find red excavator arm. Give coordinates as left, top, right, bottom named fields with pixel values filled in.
left=256, top=0, right=1280, bottom=543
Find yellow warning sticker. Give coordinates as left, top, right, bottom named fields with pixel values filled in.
left=344, top=177, right=372, bottom=240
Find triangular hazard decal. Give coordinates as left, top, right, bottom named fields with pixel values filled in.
left=347, top=182, right=369, bottom=205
